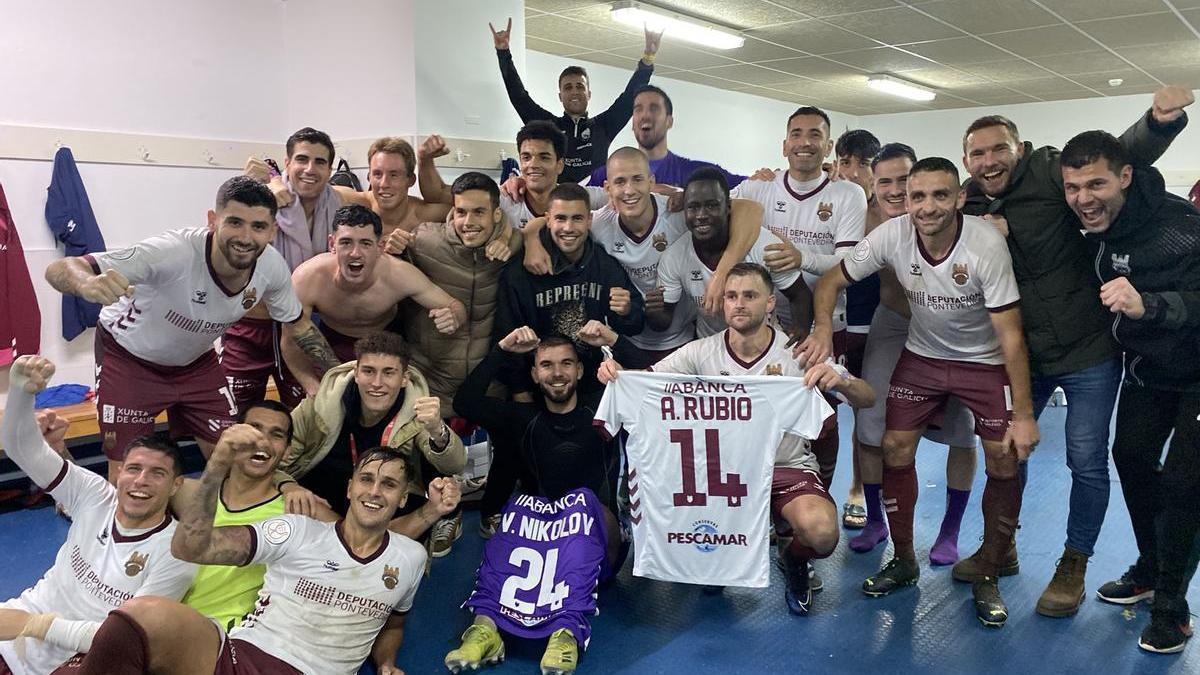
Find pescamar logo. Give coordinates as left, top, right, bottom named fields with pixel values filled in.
left=667, top=520, right=748, bottom=553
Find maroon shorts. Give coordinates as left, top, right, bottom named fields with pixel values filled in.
left=840, top=331, right=868, bottom=378
left=769, top=467, right=834, bottom=523
left=94, top=328, right=236, bottom=460
left=319, top=322, right=362, bottom=364
left=220, top=317, right=306, bottom=410
left=885, top=349, right=1011, bottom=442
left=214, top=637, right=301, bottom=675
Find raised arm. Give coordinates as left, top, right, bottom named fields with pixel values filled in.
left=989, top=306, right=1038, bottom=459
left=1118, top=85, right=1193, bottom=168
left=1, top=357, right=71, bottom=487
left=492, top=17, right=554, bottom=123
left=170, top=425, right=264, bottom=565
left=595, top=25, right=660, bottom=137
left=416, top=135, right=455, bottom=206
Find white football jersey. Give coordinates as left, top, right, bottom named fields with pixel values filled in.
left=731, top=172, right=867, bottom=330
left=841, top=214, right=1019, bottom=364
left=0, top=461, right=196, bottom=675
left=657, top=227, right=802, bottom=337
left=500, top=187, right=608, bottom=230
left=591, top=194, right=695, bottom=350
left=228, top=516, right=426, bottom=675
left=88, top=228, right=301, bottom=366
left=596, top=371, right=831, bottom=587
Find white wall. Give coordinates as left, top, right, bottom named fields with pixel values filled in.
left=413, top=0, right=526, bottom=142
left=282, top=0, right=418, bottom=143
left=525, top=51, right=857, bottom=177
left=859, top=91, right=1200, bottom=195
left=0, top=0, right=286, bottom=402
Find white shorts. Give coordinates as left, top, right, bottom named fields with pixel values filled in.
left=855, top=305, right=977, bottom=448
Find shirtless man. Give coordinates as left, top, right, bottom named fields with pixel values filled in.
left=282, top=204, right=465, bottom=394
left=334, top=137, right=450, bottom=240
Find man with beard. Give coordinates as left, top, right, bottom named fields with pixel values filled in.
left=494, top=182, right=644, bottom=395
left=0, top=355, right=196, bottom=675
left=801, top=158, right=1038, bottom=628
left=956, top=85, right=1193, bottom=619
left=229, top=127, right=343, bottom=409
left=449, top=327, right=625, bottom=673
left=419, top=122, right=607, bottom=232
left=24, top=442, right=427, bottom=675
left=520, top=147, right=765, bottom=367
left=587, top=86, right=746, bottom=188
left=281, top=204, right=465, bottom=395
left=1059, top=130, right=1200, bottom=653
left=599, top=263, right=874, bottom=616
left=45, top=177, right=339, bottom=483
left=489, top=16, right=661, bottom=184
left=848, top=144, right=978, bottom=564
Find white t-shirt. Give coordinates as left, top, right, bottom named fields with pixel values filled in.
left=596, top=371, right=831, bottom=587
left=652, top=327, right=835, bottom=470
left=591, top=194, right=695, bottom=350
left=501, top=187, right=608, bottom=230
left=228, top=516, right=426, bottom=675
left=731, top=172, right=867, bottom=331
left=0, top=462, right=196, bottom=675
left=89, top=228, right=301, bottom=366
left=657, top=227, right=802, bottom=337
left=841, top=214, right=1020, bottom=364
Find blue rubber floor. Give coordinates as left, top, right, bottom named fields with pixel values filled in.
left=1, top=406, right=1197, bottom=674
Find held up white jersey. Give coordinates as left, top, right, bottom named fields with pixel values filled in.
left=596, top=371, right=831, bottom=587
left=88, top=228, right=301, bottom=366
left=731, top=172, right=867, bottom=330
left=591, top=194, right=695, bottom=350
left=0, top=461, right=196, bottom=675
left=657, top=228, right=802, bottom=337
left=841, top=214, right=1019, bottom=364
left=228, top=516, right=426, bottom=675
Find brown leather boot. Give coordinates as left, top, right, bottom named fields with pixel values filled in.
left=1036, top=547, right=1089, bottom=617
left=952, top=538, right=1019, bottom=583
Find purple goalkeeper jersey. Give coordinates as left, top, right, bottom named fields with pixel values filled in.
left=463, top=488, right=609, bottom=646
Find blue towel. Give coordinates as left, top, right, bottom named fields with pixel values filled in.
left=46, top=147, right=107, bottom=340
left=34, top=384, right=92, bottom=409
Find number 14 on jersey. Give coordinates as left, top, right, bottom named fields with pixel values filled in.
left=670, top=428, right=747, bottom=508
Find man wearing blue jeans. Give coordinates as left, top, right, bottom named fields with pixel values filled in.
left=956, top=85, right=1193, bottom=618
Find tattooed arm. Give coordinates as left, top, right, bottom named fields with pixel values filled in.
left=283, top=311, right=342, bottom=374
left=170, top=425, right=263, bottom=566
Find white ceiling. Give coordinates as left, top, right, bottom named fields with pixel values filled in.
left=525, top=0, right=1200, bottom=114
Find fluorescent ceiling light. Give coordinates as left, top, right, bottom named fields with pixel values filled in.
left=611, top=1, right=745, bottom=50
left=866, top=74, right=936, bottom=102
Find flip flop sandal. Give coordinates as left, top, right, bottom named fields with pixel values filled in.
left=842, top=502, right=867, bottom=529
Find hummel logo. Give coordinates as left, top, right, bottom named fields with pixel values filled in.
left=192, top=290, right=208, bottom=305
left=909, top=263, right=921, bottom=276
left=690, top=270, right=704, bottom=281
left=324, top=560, right=340, bottom=571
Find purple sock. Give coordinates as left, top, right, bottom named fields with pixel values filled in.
left=863, top=483, right=884, bottom=524
left=929, top=488, right=970, bottom=566
left=850, top=483, right=889, bottom=553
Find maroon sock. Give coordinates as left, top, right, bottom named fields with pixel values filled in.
left=980, top=473, right=1022, bottom=576
left=50, top=610, right=148, bottom=675
left=883, top=463, right=918, bottom=561
left=811, top=427, right=840, bottom=488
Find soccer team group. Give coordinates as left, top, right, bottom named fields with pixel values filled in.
left=1, top=18, right=1199, bottom=675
